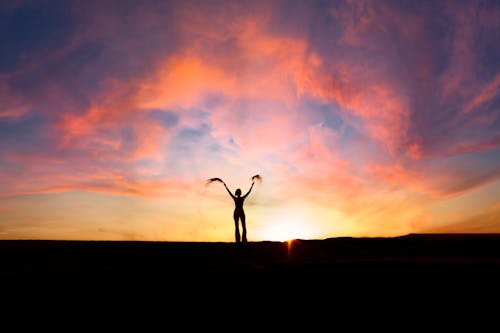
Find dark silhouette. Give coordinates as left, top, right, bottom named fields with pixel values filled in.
left=223, top=181, right=254, bottom=243
left=3, top=235, right=500, bottom=302
left=206, top=175, right=261, bottom=243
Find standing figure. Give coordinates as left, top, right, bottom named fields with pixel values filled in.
left=223, top=181, right=254, bottom=243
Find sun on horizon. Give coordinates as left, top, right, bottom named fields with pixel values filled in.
left=255, top=212, right=320, bottom=242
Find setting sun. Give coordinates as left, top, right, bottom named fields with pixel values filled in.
left=257, top=211, right=318, bottom=241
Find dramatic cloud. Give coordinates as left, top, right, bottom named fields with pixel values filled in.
left=0, top=0, right=499, bottom=240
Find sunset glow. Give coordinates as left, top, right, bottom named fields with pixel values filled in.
left=0, top=0, right=499, bottom=241
left=256, top=211, right=318, bottom=241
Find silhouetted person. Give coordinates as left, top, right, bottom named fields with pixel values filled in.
left=223, top=181, right=254, bottom=243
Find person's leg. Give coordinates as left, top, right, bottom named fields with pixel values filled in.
left=233, top=211, right=240, bottom=243
left=241, top=213, right=247, bottom=243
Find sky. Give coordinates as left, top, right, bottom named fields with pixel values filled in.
left=0, top=0, right=499, bottom=241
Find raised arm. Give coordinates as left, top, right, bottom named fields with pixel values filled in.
left=223, top=182, right=236, bottom=199
left=243, top=182, right=254, bottom=199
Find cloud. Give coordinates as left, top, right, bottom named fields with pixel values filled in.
left=462, top=73, right=500, bottom=114
left=0, top=0, right=499, bottom=239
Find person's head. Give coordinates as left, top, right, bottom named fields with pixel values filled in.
left=235, top=188, right=241, bottom=197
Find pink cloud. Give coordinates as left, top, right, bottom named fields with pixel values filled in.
left=135, top=15, right=324, bottom=156
left=367, top=157, right=500, bottom=201
left=462, top=73, right=500, bottom=114
left=0, top=153, right=196, bottom=198
left=447, top=136, right=500, bottom=156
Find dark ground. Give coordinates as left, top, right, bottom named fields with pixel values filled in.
left=2, top=233, right=500, bottom=320
left=2, top=233, right=500, bottom=286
